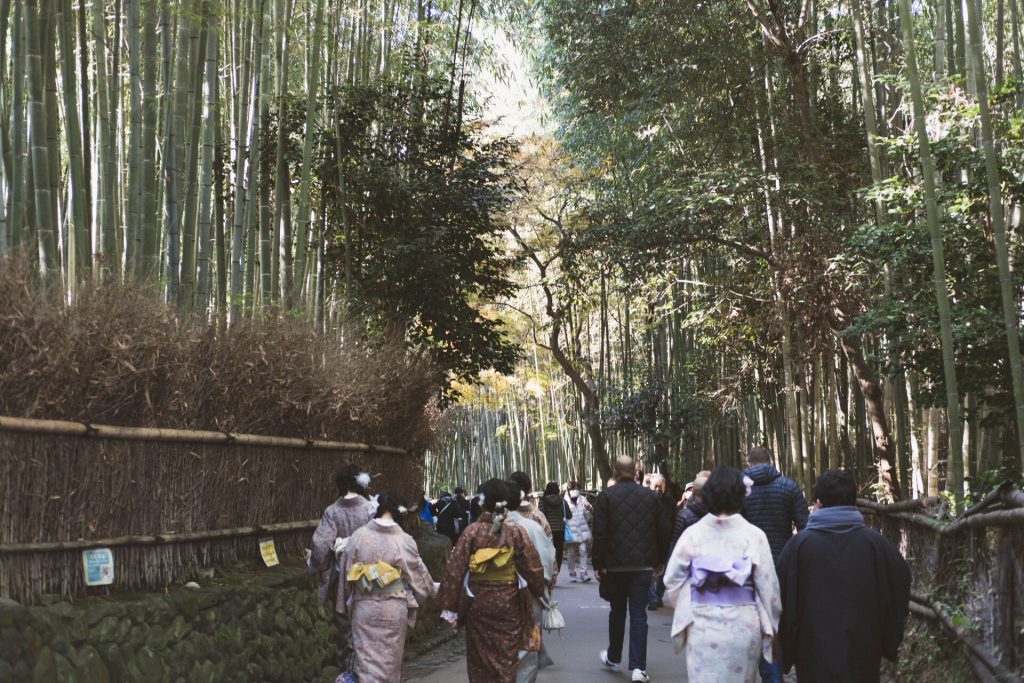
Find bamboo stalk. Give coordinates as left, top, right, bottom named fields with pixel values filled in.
left=0, top=415, right=406, bottom=454
left=0, top=519, right=320, bottom=554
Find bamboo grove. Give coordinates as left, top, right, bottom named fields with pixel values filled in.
left=428, top=0, right=1024, bottom=507
left=0, top=0, right=532, bottom=389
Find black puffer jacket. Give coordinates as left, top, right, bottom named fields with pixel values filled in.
left=741, top=463, right=809, bottom=560
left=670, top=498, right=708, bottom=553
left=593, top=480, right=670, bottom=571
left=539, top=493, right=571, bottom=534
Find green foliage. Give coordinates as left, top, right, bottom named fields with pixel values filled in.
left=844, top=80, right=1024, bottom=418
left=299, top=74, right=524, bottom=387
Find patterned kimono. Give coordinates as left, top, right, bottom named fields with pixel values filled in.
left=664, top=513, right=782, bottom=683
left=338, top=519, right=436, bottom=682
left=437, top=513, right=546, bottom=683
left=519, top=501, right=553, bottom=540
left=310, top=494, right=376, bottom=670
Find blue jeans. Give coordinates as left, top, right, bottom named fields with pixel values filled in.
left=606, top=570, right=652, bottom=671
left=647, top=574, right=665, bottom=605
left=759, top=656, right=783, bottom=683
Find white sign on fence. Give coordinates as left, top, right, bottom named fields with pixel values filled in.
left=259, top=538, right=279, bottom=567
left=82, top=548, right=115, bottom=586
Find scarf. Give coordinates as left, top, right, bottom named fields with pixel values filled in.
left=805, top=505, right=865, bottom=534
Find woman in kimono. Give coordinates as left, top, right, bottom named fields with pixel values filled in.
left=437, top=478, right=547, bottom=683
left=664, top=466, right=782, bottom=683
left=310, top=465, right=377, bottom=673
left=338, top=493, right=436, bottom=682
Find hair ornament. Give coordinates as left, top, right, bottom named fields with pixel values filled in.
left=356, top=472, right=371, bottom=488
left=397, top=505, right=408, bottom=514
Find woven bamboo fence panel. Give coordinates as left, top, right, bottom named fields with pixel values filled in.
left=0, top=418, right=422, bottom=605
left=861, top=498, right=1024, bottom=680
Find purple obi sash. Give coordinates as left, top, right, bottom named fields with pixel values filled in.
left=689, top=555, right=755, bottom=606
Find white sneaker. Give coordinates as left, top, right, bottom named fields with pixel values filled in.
left=599, top=650, right=622, bottom=672
left=631, top=669, right=651, bottom=682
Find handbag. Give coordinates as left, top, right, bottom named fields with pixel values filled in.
left=563, top=524, right=574, bottom=543
left=541, top=598, right=566, bottom=633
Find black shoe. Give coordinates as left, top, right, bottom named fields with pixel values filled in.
left=647, top=602, right=658, bottom=610
left=657, top=598, right=664, bottom=608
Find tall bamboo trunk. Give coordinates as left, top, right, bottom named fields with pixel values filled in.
left=139, top=1, right=159, bottom=280
left=898, top=0, right=965, bottom=503
left=291, top=0, right=325, bottom=310
left=94, top=0, right=117, bottom=277
left=25, top=0, right=58, bottom=281
left=964, top=0, right=1024, bottom=475
left=196, top=14, right=217, bottom=319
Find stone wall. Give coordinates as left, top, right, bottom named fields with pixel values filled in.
left=0, top=523, right=452, bottom=683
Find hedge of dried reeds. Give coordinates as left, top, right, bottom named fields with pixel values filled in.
left=0, top=262, right=438, bottom=448
left=0, top=260, right=440, bottom=604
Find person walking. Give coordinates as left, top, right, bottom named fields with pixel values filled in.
left=741, top=446, right=809, bottom=683
left=510, top=471, right=553, bottom=540
left=776, top=469, right=911, bottom=683
left=437, top=479, right=547, bottom=683
left=539, top=481, right=572, bottom=572
left=563, top=481, right=593, bottom=582
left=670, top=470, right=710, bottom=552
left=647, top=473, right=675, bottom=610
left=594, top=456, right=670, bottom=683
left=664, top=466, right=782, bottom=683
left=506, top=482, right=558, bottom=683
left=310, top=465, right=376, bottom=675
left=338, top=493, right=436, bottom=682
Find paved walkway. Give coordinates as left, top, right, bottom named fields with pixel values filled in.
left=409, top=565, right=686, bottom=682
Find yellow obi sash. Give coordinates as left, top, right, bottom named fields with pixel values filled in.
left=346, top=561, right=404, bottom=594
left=468, top=547, right=516, bottom=581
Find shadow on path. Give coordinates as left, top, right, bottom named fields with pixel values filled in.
left=405, top=565, right=684, bottom=682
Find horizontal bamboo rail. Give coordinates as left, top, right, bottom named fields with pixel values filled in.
left=0, top=520, right=320, bottom=554
left=0, top=415, right=406, bottom=454
left=858, top=483, right=1024, bottom=535
left=910, top=593, right=1022, bottom=683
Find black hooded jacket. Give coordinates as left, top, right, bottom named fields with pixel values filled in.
left=741, top=463, right=809, bottom=560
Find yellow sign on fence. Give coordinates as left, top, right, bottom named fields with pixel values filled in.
left=259, top=538, right=279, bottom=567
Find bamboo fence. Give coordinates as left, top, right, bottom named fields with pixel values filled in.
left=0, top=416, right=419, bottom=605
left=859, top=483, right=1024, bottom=682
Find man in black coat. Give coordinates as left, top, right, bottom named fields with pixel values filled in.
left=742, top=446, right=809, bottom=683
left=593, top=456, right=670, bottom=683
left=777, top=469, right=911, bottom=683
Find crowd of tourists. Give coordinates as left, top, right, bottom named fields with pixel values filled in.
left=309, top=448, right=911, bottom=683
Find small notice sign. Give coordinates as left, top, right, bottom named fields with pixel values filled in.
left=259, top=538, right=279, bottom=567
left=82, top=548, right=115, bottom=586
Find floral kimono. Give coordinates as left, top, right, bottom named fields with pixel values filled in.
left=664, top=513, right=782, bottom=682
left=339, top=518, right=436, bottom=682
left=437, top=512, right=546, bottom=683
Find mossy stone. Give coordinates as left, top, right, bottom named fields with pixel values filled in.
left=30, top=648, right=56, bottom=683
left=0, top=599, right=27, bottom=629
left=96, top=643, right=127, bottom=681
left=126, top=647, right=165, bottom=682
left=74, top=646, right=109, bottom=683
